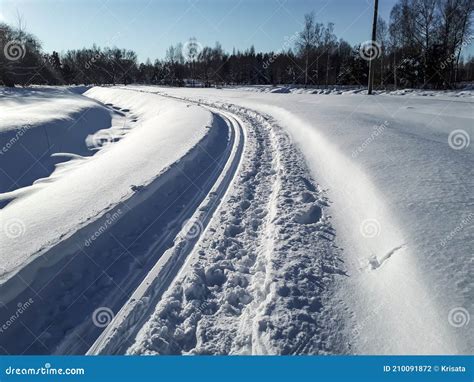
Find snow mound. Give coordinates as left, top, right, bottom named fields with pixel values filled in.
left=0, top=87, right=113, bottom=197
left=0, top=87, right=212, bottom=295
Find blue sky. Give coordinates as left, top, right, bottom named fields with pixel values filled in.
left=0, top=0, right=471, bottom=62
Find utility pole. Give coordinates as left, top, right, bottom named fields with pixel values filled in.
left=368, top=0, right=379, bottom=95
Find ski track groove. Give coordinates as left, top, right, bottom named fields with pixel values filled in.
left=87, top=104, right=246, bottom=355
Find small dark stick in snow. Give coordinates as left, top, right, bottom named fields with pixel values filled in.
left=131, top=185, right=144, bottom=192
left=369, top=254, right=380, bottom=269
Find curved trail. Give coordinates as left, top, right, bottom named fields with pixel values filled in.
left=94, top=90, right=346, bottom=355
left=108, top=87, right=465, bottom=355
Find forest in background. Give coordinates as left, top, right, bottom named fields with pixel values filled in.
left=0, top=0, right=473, bottom=89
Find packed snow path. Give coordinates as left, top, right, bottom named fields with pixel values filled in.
left=90, top=90, right=346, bottom=355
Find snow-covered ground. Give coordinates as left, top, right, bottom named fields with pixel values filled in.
left=229, top=84, right=474, bottom=98
left=0, top=85, right=472, bottom=355
left=0, top=87, right=213, bottom=286
left=0, top=87, right=226, bottom=353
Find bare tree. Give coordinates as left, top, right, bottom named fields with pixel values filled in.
left=377, top=17, right=388, bottom=86
left=323, top=23, right=337, bottom=87
left=412, top=0, right=440, bottom=86
left=185, top=37, right=200, bottom=86
left=296, top=12, right=319, bottom=87
left=439, top=0, right=473, bottom=85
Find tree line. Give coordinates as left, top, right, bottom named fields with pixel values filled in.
left=1, top=0, right=473, bottom=89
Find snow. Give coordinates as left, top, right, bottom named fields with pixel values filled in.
left=0, top=87, right=221, bottom=353
left=87, top=107, right=245, bottom=355
left=0, top=87, right=110, bottom=197
left=1, top=84, right=472, bottom=355
left=116, top=85, right=473, bottom=355
left=226, top=84, right=474, bottom=98
left=0, top=87, right=212, bottom=286
left=96, top=99, right=344, bottom=355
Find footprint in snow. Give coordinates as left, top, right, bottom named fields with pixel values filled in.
left=294, top=204, right=322, bottom=224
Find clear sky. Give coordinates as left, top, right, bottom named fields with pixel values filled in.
left=0, top=0, right=472, bottom=62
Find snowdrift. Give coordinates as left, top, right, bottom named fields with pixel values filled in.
left=0, top=87, right=112, bottom=197
left=0, top=87, right=214, bottom=296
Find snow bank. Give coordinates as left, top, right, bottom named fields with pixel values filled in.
left=0, top=87, right=112, bottom=196
left=0, top=87, right=212, bottom=294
